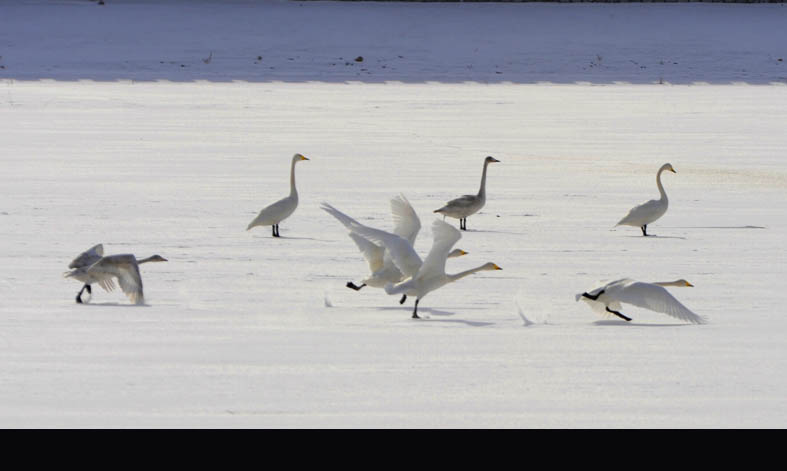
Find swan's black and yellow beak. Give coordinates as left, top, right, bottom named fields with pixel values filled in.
left=685, top=281, right=694, bottom=287
left=459, top=250, right=468, bottom=256
left=300, top=155, right=310, bottom=161
left=493, top=264, right=502, bottom=270
left=670, top=168, right=677, bottom=173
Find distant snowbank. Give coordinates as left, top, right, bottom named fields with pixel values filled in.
left=1, top=1, right=785, bottom=83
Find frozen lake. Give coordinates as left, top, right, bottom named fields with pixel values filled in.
left=0, top=1, right=785, bottom=428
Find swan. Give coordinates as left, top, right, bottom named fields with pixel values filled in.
left=247, top=153, right=309, bottom=237
left=350, top=218, right=501, bottom=319
left=434, top=156, right=500, bottom=231
left=616, top=163, right=676, bottom=236
left=576, top=278, right=706, bottom=324
left=65, top=245, right=168, bottom=304
left=320, top=198, right=467, bottom=293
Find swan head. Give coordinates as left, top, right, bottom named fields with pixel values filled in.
left=482, top=262, right=502, bottom=271
left=146, top=255, right=168, bottom=262
left=294, top=153, right=310, bottom=162
left=654, top=279, right=693, bottom=287
left=661, top=163, right=676, bottom=174
left=447, top=249, right=468, bottom=258
left=485, top=156, right=500, bottom=164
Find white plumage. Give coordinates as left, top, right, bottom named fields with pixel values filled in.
left=365, top=218, right=501, bottom=319
left=247, top=153, right=309, bottom=237
left=434, top=156, right=500, bottom=231
left=616, top=163, right=676, bottom=236
left=576, top=278, right=706, bottom=324
left=65, top=245, right=167, bottom=305
left=321, top=197, right=467, bottom=291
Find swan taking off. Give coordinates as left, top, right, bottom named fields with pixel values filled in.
left=576, top=278, right=706, bottom=324
left=320, top=198, right=467, bottom=294
left=616, top=163, right=676, bottom=236
left=247, top=153, right=309, bottom=237
left=434, top=156, right=500, bottom=231
left=64, top=244, right=168, bottom=305
left=350, top=218, right=501, bottom=319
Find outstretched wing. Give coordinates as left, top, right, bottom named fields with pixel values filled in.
left=612, top=281, right=706, bottom=324
left=390, top=194, right=421, bottom=246
left=416, top=219, right=461, bottom=281
left=346, top=220, right=422, bottom=279
left=69, top=244, right=104, bottom=269
left=321, top=202, right=386, bottom=272
left=87, top=255, right=144, bottom=305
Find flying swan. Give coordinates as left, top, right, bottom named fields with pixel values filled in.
left=576, top=278, right=706, bottom=324
left=616, top=163, right=676, bottom=236
left=247, top=153, right=309, bottom=237
left=320, top=198, right=467, bottom=294
left=65, top=244, right=168, bottom=305
left=348, top=217, right=501, bottom=319
left=434, top=156, right=500, bottom=231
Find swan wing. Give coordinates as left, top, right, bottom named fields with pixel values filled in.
left=445, top=194, right=478, bottom=209
left=416, top=219, right=461, bottom=281
left=347, top=221, right=422, bottom=279
left=87, top=255, right=144, bottom=304
left=390, top=194, right=421, bottom=246
left=321, top=202, right=386, bottom=272
left=69, top=244, right=104, bottom=269
left=248, top=195, right=297, bottom=229
left=617, top=199, right=667, bottom=226
left=348, top=232, right=385, bottom=273
left=611, top=281, right=706, bottom=324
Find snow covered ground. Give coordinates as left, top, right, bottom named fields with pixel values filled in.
left=1, top=1, right=785, bottom=428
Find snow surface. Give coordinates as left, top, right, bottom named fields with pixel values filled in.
left=1, top=1, right=786, bottom=428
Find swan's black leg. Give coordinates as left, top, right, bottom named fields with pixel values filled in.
left=412, top=299, right=420, bottom=319
left=459, top=218, right=466, bottom=231
left=272, top=225, right=276, bottom=237
left=641, top=225, right=648, bottom=236
left=346, top=282, right=366, bottom=291
left=75, top=284, right=89, bottom=304
left=581, top=290, right=604, bottom=301
left=606, top=307, right=632, bottom=322
left=399, top=294, right=407, bottom=305
left=272, top=224, right=280, bottom=237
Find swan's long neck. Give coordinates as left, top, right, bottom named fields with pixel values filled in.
left=656, top=167, right=668, bottom=202
left=138, top=256, right=158, bottom=264
left=289, top=158, right=299, bottom=198
left=478, top=160, right=490, bottom=199
left=653, top=280, right=686, bottom=287
left=448, top=265, right=490, bottom=283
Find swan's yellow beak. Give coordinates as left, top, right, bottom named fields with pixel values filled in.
left=493, top=264, right=502, bottom=270
left=300, top=155, right=310, bottom=161
left=459, top=250, right=468, bottom=256
left=685, top=281, right=694, bottom=287
left=670, top=168, right=676, bottom=173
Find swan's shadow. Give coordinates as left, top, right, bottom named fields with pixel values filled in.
left=375, top=306, right=494, bottom=327
left=80, top=302, right=150, bottom=307
left=623, top=234, right=687, bottom=240
left=593, top=320, right=689, bottom=327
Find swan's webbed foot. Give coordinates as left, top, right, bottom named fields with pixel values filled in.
left=346, top=282, right=366, bottom=291
left=411, top=299, right=420, bottom=319
left=606, top=307, right=632, bottom=322
left=75, top=294, right=83, bottom=304
left=399, top=294, right=407, bottom=305
left=581, top=290, right=604, bottom=301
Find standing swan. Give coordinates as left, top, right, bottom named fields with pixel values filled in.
left=351, top=218, right=501, bottom=319
left=65, top=245, right=168, bottom=304
left=434, top=156, right=500, bottom=231
left=247, top=153, right=309, bottom=237
left=320, top=197, right=467, bottom=294
left=617, top=163, right=676, bottom=236
left=576, top=278, right=706, bottom=324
